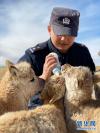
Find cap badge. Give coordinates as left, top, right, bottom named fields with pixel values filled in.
left=63, top=17, right=70, bottom=25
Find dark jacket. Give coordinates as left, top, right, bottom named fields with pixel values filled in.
left=18, top=39, right=96, bottom=75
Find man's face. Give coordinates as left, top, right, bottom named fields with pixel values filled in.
left=48, top=25, right=76, bottom=53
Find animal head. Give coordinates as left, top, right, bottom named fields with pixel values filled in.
left=41, top=75, right=66, bottom=104
left=2, top=60, right=39, bottom=104
left=61, top=64, right=100, bottom=104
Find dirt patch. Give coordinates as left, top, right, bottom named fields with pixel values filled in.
left=96, top=66, right=100, bottom=71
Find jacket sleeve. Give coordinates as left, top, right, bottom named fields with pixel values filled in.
left=18, top=52, right=33, bottom=64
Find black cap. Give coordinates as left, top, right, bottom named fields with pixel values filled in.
left=49, top=7, right=80, bottom=36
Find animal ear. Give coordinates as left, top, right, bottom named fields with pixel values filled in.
left=93, top=73, right=100, bottom=83
left=49, top=95, right=63, bottom=104
left=61, top=64, right=72, bottom=72
left=49, top=93, right=64, bottom=104
left=41, top=87, right=64, bottom=104
left=9, top=65, right=19, bottom=76
left=5, top=60, right=18, bottom=76
left=5, top=60, right=14, bottom=68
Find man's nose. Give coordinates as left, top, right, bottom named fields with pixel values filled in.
left=60, top=36, right=66, bottom=41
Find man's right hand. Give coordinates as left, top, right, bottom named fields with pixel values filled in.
left=39, top=54, right=57, bottom=80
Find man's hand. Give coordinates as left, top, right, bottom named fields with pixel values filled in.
left=39, top=54, right=57, bottom=80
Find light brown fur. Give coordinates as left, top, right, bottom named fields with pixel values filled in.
left=0, top=61, right=39, bottom=115
left=0, top=75, right=68, bottom=133
left=0, top=64, right=100, bottom=133
left=62, top=64, right=100, bottom=133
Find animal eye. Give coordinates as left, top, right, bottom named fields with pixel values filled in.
left=30, top=77, right=34, bottom=82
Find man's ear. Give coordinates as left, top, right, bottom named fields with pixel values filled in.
left=48, top=25, right=51, bottom=34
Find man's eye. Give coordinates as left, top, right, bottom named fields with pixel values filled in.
left=30, top=77, right=35, bottom=82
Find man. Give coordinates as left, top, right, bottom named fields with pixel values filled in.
left=18, top=7, right=95, bottom=108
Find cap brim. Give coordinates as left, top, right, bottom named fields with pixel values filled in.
left=52, top=24, right=77, bottom=36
